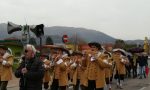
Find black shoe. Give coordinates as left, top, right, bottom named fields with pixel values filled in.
left=139, top=77, right=142, bottom=79
left=119, top=85, right=123, bottom=89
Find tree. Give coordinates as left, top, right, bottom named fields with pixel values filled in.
left=68, top=36, right=87, bottom=44
left=114, top=39, right=125, bottom=49
left=29, top=38, right=37, bottom=46
left=124, top=44, right=137, bottom=51
left=46, top=36, right=53, bottom=45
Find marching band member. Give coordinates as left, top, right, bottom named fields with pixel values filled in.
left=50, top=46, right=69, bottom=90
left=67, top=54, right=75, bottom=86
left=83, top=42, right=112, bottom=90
left=70, top=51, right=84, bottom=90
left=104, top=51, right=113, bottom=90
left=112, top=48, right=129, bottom=89
left=0, top=45, right=14, bottom=90
left=40, top=54, right=51, bottom=90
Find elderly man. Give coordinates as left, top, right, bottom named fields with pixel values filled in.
left=0, top=45, right=14, bottom=90
left=15, top=44, right=44, bottom=90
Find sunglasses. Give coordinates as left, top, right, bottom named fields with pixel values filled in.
left=24, top=50, right=29, bottom=53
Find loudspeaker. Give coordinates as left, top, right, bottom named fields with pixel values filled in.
left=30, top=24, right=44, bottom=37
left=7, top=22, right=22, bottom=34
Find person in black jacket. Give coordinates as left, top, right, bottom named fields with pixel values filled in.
left=138, top=52, right=148, bottom=79
left=15, top=44, right=44, bottom=90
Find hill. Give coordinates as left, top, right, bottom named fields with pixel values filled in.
left=0, top=23, right=116, bottom=43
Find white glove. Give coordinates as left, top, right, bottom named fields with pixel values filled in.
left=62, top=54, right=68, bottom=58
left=79, top=64, right=81, bottom=67
left=69, top=60, right=73, bottom=64
left=103, top=59, right=109, bottom=64
left=88, top=54, right=92, bottom=57
left=64, top=62, right=68, bottom=66
left=108, top=63, right=112, bottom=66
left=121, top=59, right=125, bottom=62
left=3, top=52, right=10, bottom=59
left=91, top=56, right=96, bottom=61
left=71, top=62, right=77, bottom=67
left=44, top=64, right=49, bottom=68
left=2, top=60, right=7, bottom=65
left=56, top=59, right=63, bottom=65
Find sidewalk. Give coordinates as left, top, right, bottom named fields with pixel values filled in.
left=7, top=74, right=19, bottom=88
left=122, top=77, right=150, bottom=90
left=7, top=74, right=150, bottom=90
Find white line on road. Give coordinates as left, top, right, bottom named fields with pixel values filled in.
left=139, top=87, right=146, bottom=90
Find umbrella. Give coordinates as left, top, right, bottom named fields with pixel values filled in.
left=126, top=52, right=132, bottom=56
left=128, top=47, right=144, bottom=53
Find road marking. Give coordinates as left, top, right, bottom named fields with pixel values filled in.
left=139, top=87, right=146, bottom=90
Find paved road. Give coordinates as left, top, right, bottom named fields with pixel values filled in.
left=7, top=77, right=150, bottom=90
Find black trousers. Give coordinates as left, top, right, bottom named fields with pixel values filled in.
left=80, top=85, right=87, bottom=90
left=59, top=86, right=66, bottom=90
left=105, top=78, right=110, bottom=84
left=0, top=81, right=8, bottom=90
left=44, top=82, right=49, bottom=89
left=73, top=79, right=80, bottom=90
left=51, top=79, right=59, bottom=90
left=88, top=80, right=103, bottom=90
left=110, top=76, right=113, bottom=83
left=133, top=66, right=137, bottom=78
left=115, top=71, right=125, bottom=80
left=51, top=79, right=67, bottom=90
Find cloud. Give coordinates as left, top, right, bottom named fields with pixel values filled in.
left=0, top=0, right=150, bottom=40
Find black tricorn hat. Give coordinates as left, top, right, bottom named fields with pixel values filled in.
left=0, top=45, right=8, bottom=50
left=53, top=46, right=70, bottom=56
left=42, top=45, right=70, bottom=56
left=88, top=42, right=102, bottom=50
left=72, top=51, right=83, bottom=56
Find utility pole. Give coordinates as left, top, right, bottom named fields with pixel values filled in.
left=21, top=25, right=31, bottom=45
left=74, top=32, right=77, bottom=51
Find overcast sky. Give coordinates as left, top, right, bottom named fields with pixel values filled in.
left=0, top=0, right=150, bottom=40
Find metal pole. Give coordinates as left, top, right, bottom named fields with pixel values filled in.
left=40, top=36, right=42, bottom=53
left=74, top=32, right=77, bottom=51
left=27, top=25, right=31, bottom=44
left=21, top=26, right=27, bottom=45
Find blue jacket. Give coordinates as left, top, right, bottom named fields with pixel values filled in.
left=138, top=55, right=148, bottom=66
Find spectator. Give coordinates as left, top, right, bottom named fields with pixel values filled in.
left=138, top=52, right=148, bottom=79
left=15, top=44, right=44, bottom=90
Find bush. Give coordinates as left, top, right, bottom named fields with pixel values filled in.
left=12, top=58, right=20, bottom=72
